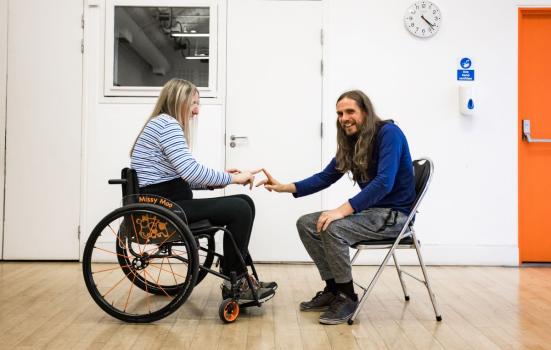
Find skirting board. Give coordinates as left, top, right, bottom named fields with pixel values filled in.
left=348, top=244, right=519, bottom=266
left=86, top=242, right=520, bottom=266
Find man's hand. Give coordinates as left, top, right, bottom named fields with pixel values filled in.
left=316, top=202, right=354, bottom=232
left=255, top=168, right=296, bottom=193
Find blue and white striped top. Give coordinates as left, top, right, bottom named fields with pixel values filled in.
left=130, top=114, right=232, bottom=188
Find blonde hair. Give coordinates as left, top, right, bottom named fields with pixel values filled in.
left=131, top=78, right=198, bottom=155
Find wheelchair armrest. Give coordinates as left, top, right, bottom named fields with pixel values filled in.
left=108, top=179, right=127, bottom=185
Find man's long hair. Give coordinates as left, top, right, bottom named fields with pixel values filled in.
left=335, top=90, right=382, bottom=183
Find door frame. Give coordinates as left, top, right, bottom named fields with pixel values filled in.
left=518, top=6, right=551, bottom=263
left=0, top=0, right=8, bottom=260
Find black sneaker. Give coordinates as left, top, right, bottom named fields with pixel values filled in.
left=299, top=289, right=336, bottom=312
left=318, top=292, right=358, bottom=325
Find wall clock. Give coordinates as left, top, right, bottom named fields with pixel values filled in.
left=404, top=1, right=442, bottom=38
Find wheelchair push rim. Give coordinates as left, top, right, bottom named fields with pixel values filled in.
left=82, top=203, right=199, bottom=323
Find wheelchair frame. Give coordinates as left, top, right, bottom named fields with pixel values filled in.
left=82, top=168, right=272, bottom=323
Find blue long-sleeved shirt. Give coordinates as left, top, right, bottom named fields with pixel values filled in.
left=293, top=123, right=415, bottom=214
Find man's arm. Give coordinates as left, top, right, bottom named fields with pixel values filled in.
left=255, top=169, right=297, bottom=193
left=293, top=158, right=344, bottom=197
left=256, top=158, right=343, bottom=195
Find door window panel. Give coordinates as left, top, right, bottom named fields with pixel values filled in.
left=105, top=1, right=217, bottom=97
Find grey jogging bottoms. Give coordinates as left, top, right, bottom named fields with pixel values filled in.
left=296, top=207, right=408, bottom=283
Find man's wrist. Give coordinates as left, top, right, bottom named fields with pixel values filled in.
left=285, top=183, right=297, bottom=193
left=337, top=202, right=354, bottom=216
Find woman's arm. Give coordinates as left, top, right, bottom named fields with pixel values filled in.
left=160, top=118, right=232, bottom=187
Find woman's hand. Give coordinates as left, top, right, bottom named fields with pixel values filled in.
left=226, top=168, right=242, bottom=174
left=231, top=169, right=261, bottom=190
left=256, top=169, right=296, bottom=193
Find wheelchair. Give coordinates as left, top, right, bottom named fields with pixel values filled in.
left=82, top=168, right=273, bottom=323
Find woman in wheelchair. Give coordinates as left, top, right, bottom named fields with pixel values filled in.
left=130, top=78, right=276, bottom=303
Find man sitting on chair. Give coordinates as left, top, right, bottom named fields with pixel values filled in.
left=256, top=90, right=415, bottom=324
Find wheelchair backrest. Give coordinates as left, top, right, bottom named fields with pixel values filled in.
left=121, top=168, right=139, bottom=197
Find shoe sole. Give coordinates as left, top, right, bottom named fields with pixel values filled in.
left=318, top=313, right=353, bottom=325
left=222, top=286, right=277, bottom=301
left=238, top=291, right=276, bottom=304
left=260, top=284, right=278, bottom=291
left=299, top=305, right=330, bottom=312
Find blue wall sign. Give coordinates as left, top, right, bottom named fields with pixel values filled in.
left=460, top=57, right=472, bottom=69
left=457, top=70, right=475, bottom=81
left=457, top=57, right=474, bottom=81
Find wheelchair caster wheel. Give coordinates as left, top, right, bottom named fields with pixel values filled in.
left=219, top=299, right=240, bottom=323
left=347, top=319, right=354, bottom=325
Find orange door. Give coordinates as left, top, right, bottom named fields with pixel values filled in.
left=519, top=9, right=551, bottom=263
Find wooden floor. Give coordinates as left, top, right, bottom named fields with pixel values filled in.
left=1, top=262, right=550, bottom=350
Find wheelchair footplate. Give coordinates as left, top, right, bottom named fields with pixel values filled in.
left=218, top=272, right=276, bottom=323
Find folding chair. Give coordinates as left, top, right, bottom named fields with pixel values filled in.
left=347, top=158, right=442, bottom=325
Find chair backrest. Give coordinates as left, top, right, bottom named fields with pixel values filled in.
left=411, top=158, right=434, bottom=214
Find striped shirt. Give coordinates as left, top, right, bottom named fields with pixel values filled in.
left=130, top=114, right=232, bottom=188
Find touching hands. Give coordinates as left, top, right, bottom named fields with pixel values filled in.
left=255, top=169, right=296, bottom=193
left=230, top=168, right=262, bottom=190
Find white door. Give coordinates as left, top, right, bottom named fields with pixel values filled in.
left=3, top=0, right=83, bottom=259
left=226, top=0, right=322, bottom=261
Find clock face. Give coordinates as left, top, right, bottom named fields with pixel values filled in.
left=404, top=1, right=442, bottom=38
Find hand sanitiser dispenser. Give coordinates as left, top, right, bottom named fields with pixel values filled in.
left=459, top=85, right=474, bottom=116
left=457, top=57, right=475, bottom=116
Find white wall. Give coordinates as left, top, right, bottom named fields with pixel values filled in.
left=321, top=0, right=525, bottom=265
left=78, top=0, right=550, bottom=265
left=0, top=0, right=6, bottom=258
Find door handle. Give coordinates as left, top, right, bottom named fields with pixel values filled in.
left=522, top=120, right=551, bottom=143
left=229, top=135, right=248, bottom=148
left=230, top=135, right=248, bottom=141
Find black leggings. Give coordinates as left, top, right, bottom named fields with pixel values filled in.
left=140, top=179, right=255, bottom=274
left=176, top=194, right=255, bottom=274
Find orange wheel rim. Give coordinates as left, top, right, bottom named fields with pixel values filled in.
left=224, top=302, right=239, bottom=322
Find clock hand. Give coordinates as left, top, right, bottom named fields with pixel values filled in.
left=421, top=15, right=435, bottom=28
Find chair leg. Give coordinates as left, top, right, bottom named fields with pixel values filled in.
left=350, top=248, right=362, bottom=265
left=348, top=245, right=397, bottom=324
left=392, top=252, right=410, bottom=301
left=412, top=235, right=442, bottom=321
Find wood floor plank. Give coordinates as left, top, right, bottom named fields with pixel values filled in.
left=1, top=262, right=551, bottom=350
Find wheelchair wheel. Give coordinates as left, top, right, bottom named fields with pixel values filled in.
left=82, top=203, right=199, bottom=323
left=219, top=299, right=240, bottom=323
left=117, top=232, right=214, bottom=296
left=195, top=233, right=215, bottom=285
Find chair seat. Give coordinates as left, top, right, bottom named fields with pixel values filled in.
left=352, top=235, right=415, bottom=248
left=189, top=219, right=213, bottom=231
